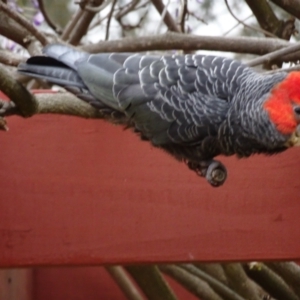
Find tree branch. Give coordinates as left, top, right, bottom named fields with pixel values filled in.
left=195, top=263, right=228, bottom=286
left=106, top=266, right=144, bottom=300
left=105, top=0, right=118, bottom=40
left=81, top=32, right=290, bottom=55
left=225, top=0, right=277, bottom=38
left=36, top=0, right=62, bottom=34
left=247, top=40, right=300, bottom=66
left=245, top=262, right=299, bottom=300
left=125, top=265, right=177, bottom=300
left=270, top=0, right=300, bottom=20
left=245, top=0, right=295, bottom=68
left=265, top=262, right=300, bottom=298
left=115, top=0, right=139, bottom=20
left=0, top=64, right=37, bottom=117
left=29, top=92, right=102, bottom=118
left=0, top=1, right=49, bottom=46
left=160, top=264, right=223, bottom=300
left=0, top=11, right=40, bottom=55
left=0, top=50, right=26, bottom=67
left=179, top=264, right=247, bottom=300
left=68, top=0, right=105, bottom=45
left=151, top=0, right=180, bottom=32
left=61, top=9, right=85, bottom=41
left=179, top=0, right=188, bottom=33
left=84, top=0, right=112, bottom=12
left=222, top=263, right=262, bottom=300
left=244, top=0, right=284, bottom=35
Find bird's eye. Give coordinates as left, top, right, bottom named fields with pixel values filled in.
left=294, top=106, right=300, bottom=115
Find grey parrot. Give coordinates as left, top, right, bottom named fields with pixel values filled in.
left=18, top=44, right=300, bottom=186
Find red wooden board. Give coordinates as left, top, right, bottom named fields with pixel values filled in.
left=0, top=114, right=300, bottom=267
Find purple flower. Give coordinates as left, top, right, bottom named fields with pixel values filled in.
left=33, top=11, right=44, bottom=26
left=1, top=38, right=16, bottom=51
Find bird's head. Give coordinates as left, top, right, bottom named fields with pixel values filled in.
left=264, top=72, right=300, bottom=147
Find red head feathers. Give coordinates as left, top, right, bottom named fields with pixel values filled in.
left=264, top=72, right=300, bottom=135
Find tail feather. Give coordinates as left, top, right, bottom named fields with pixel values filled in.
left=18, top=45, right=89, bottom=88
left=18, top=57, right=85, bottom=88
left=17, top=44, right=126, bottom=121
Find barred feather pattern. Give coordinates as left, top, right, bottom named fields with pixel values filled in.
left=18, top=45, right=290, bottom=163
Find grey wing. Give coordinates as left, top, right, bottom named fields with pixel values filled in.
left=82, top=54, right=228, bottom=145
left=76, top=53, right=160, bottom=111
left=18, top=46, right=246, bottom=148
left=76, top=53, right=234, bottom=146
left=22, top=48, right=237, bottom=146
left=142, top=88, right=229, bottom=146
left=133, top=55, right=232, bottom=146
left=138, top=55, right=250, bottom=145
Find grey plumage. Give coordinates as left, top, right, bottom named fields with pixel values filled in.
left=18, top=44, right=292, bottom=186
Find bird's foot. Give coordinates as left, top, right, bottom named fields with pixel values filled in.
left=0, top=100, right=19, bottom=117
left=186, top=159, right=227, bottom=187
left=0, top=100, right=20, bottom=131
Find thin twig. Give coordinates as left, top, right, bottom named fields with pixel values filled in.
left=224, top=0, right=277, bottom=38
left=195, top=263, right=228, bottom=286
left=223, top=15, right=253, bottom=36
left=155, top=0, right=170, bottom=34
left=117, top=10, right=148, bottom=31
left=245, top=262, right=299, bottom=300
left=68, top=0, right=105, bottom=45
left=90, top=0, right=141, bottom=30
left=270, top=0, right=300, bottom=20
left=115, top=0, right=140, bottom=20
left=247, top=41, right=300, bottom=67
left=134, top=0, right=151, bottom=11
left=179, top=264, right=247, bottom=300
left=106, top=266, right=144, bottom=300
left=151, top=0, right=180, bottom=32
left=160, top=265, right=223, bottom=300
left=83, top=0, right=112, bottom=12
left=187, top=10, right=206, bottom=24
left=179, top=0, right=187, bottom=33
left=89, top=12, right=110, bottom=30
left=265, top=262, right=300, bottom=298
left=61, top=9, right=85, bottom=41
left=36, top=0, right=62, bottom=34
left=0, top=1, right=49, bottom=46
left=105, top=0, right=118, bottom=40
left=222, top=263, right=262, bottom=300
left=125, top=265, right=177, bottom=300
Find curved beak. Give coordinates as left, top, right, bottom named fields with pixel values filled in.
left=286, top=125, right=300, bottom=147
left=297, top=124, right=300, bottom=137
